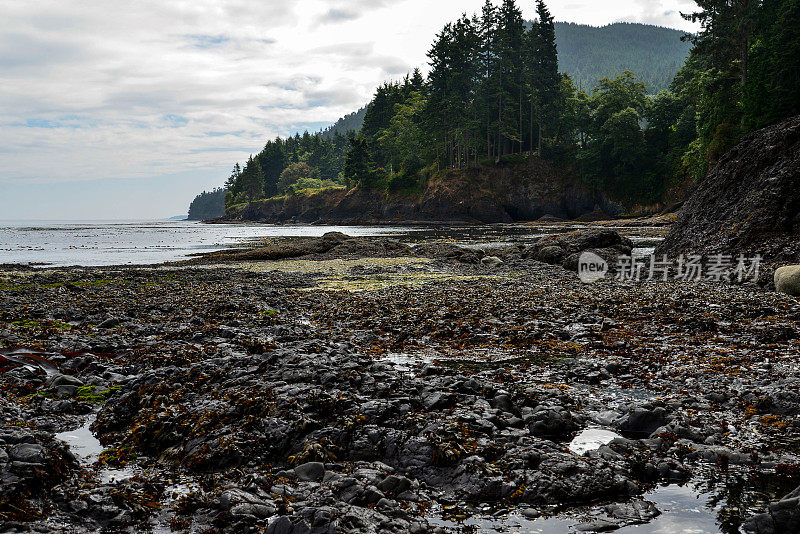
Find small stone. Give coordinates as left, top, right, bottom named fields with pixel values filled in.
left=522, top=508, right=540, bottom=519
left=574, top=519, right=621, bottom=532
left=481, top=256, right=504, bottom=268
left=295, top=461, right=325, bottom=482
left=9, top=443, right=45, bottom=463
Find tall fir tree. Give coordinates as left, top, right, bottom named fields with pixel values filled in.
left=530, top=0, right=559, bottom=154
left=495, top=0, right=525, bottom=155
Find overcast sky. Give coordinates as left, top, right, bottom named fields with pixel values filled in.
left=0, top=0, right=699, bottom=220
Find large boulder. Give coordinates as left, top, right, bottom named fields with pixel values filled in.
left=657, top=115, right=800, bottom=265
left=775, top=265, right=800, bottom=296
left=524, top=229, right=634, bottom=271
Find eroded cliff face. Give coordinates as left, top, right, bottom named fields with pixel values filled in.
left=221, top=159, right=622, bottom=224
left=657, top=115, right=800, bottom=263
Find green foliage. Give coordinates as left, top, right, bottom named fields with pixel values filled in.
left=344, top=137, right=379, bottom=189
left=75, top=385, right=121, bottom=404
left=278, top=162, right=319, bottom=193
left=377, top=91, right=429, bottom=168
left=210, top=0, right=798, bottom=212
left=319, top=107, right=367, bottom=139
left=529, top=0, right=560, bottom=152
left=188, top=188, right=226, bottom=220
left=577, top=71, right=653, bottom=200
left=287, top=178, right=341, bottom=194
left=221, top=128, right=351, bottom=211
left=240, top=155, right=265, bottom=201
left=742, top=0, right=800, bottom=130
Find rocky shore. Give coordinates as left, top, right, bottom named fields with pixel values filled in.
left=216, top=160, right=624, bottom=225
left=1, top=232, right=799, bottom=533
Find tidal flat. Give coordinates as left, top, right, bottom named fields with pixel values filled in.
left=1, top=231, right=799, bottom=533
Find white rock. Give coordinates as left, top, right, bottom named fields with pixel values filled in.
left=775, top=265, right=800, bottom=296
left=481, top=256, right=503, bottom=267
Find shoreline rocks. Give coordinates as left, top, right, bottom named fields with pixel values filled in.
left=1, top=241, right=798, bottom=532
left=657, top=114, right=800, bottom=265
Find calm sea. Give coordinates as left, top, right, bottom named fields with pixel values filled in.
left=0, top=220, right=420, bottom=267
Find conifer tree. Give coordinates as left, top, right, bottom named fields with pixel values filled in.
left=530, top=0, right=559, bottom=154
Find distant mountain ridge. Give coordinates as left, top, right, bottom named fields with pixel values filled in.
left=554, top=22, right=691, bottom=94
left=319, top=107, right=367, bottom=139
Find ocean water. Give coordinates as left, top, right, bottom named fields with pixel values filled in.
left=0, top=219, right=662, bottom=268
left=0, top=220, right=420, bottom=267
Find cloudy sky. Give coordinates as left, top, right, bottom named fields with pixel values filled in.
left=0, top=0, right=699, bottom=220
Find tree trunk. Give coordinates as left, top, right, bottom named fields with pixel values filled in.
left=538, top=121, right=543, bottom=156
left=518, top=86, right=523, bottom=154
left=530, top=90, right=535, bottom=153
left=741, top=40, right=748, bottom=86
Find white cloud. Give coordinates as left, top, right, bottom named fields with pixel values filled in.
left=0, top=0, right=698, bottom=217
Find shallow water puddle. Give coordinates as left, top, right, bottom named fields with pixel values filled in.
left=56, top=417, right=134, bottom=483
left=427, top=484, right=728, bottom=533
left=55, top=420, right=103, bottom=464
left=383, top=352, right=437, bottom=370
left=569, top=427, right=622, bottom=455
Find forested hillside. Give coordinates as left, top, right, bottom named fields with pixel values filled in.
left=319, top=107, right=367, bottom=139
left=312, top=23, right=691, bottom=138
left=187, top=188, right=226, bottom=220
left=209, top=0, right=800, bottom=218
left=554, top=22, right=691, bottom=93
left=192, top=19, right=693, bottom=214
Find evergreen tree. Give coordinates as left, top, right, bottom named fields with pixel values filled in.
left=530, top=0, right=559, bottom=154
left=495, top=0, right=525, bottom=155
left=344, top=137, right=377, bottom=188
left=240, top=155, right=265, bottom=201
left=479, top=0, right=499, bottom=159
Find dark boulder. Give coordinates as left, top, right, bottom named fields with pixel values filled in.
left=616, top=407, right=669, bottom=437
left=744, top=485, right=800, bottom=534
left=657, top=115, right=800, bottom=266
left=523, top=229, right=634, bottom=271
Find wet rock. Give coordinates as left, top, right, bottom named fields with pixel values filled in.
left=521, top=507, right=540, bottom=519
left=97, top=317, right=121, bottom=329
left=0, top=429, right=77, bottom=520
left=9, top=443, right=45, bottom=463
left=525, top=406, right=580, bottom=439
left=295, top=461, right=325, bottom=482
left=47, top=373, right=85, bottom=396
left=377, top=475, right=412, bottom=496
left=604, top=499, right=660, bottom=522
left=267, top=516, right=295, bottom=534
left=523, top=229, right=633, bottom=271
left=533, top=245, right=565, bottom=264
left=413, top=243, right=482, bottom=264
left=574, top=519, right=621, bottom=532
left=744, top=485, right=800, bottom=534
left=617, top=407, right=669, bottom=436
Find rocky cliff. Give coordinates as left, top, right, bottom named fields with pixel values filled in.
left=220, top=159, right=622, bottom=224
left=657, top=115, right=800, bottom=263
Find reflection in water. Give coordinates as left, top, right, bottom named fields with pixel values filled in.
left=426, top=466, right=796, bottom=533
left=695, top=468, right=797, bottom=533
